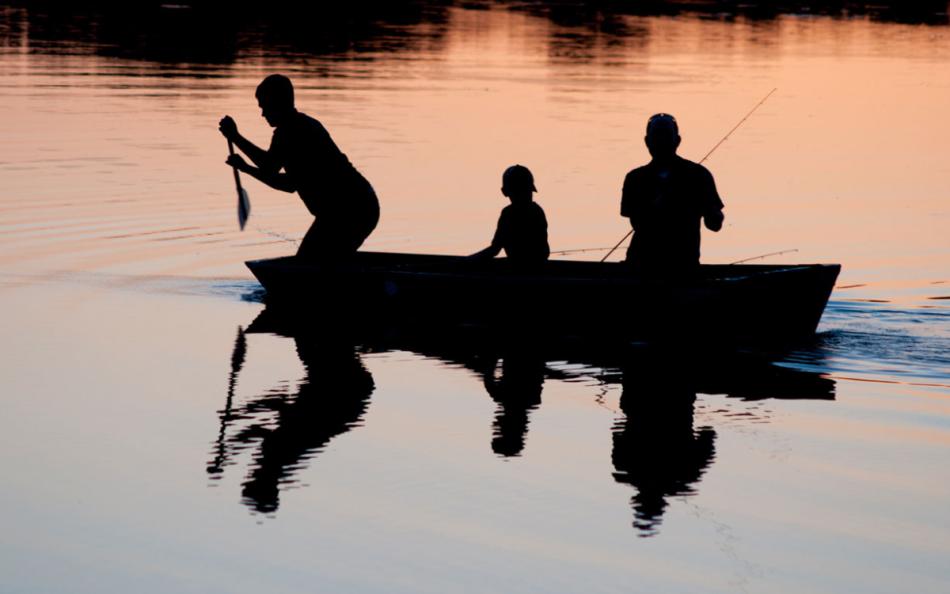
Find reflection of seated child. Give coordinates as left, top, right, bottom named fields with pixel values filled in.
left=471, top=165, right=550, bottom=263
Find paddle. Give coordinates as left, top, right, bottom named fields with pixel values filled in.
left=208, top=325, right=247, bottom=477
left=227, top=139, right=251, bottom=230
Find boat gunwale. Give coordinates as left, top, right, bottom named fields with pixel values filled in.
left=246, top=253, right=841, bottom=286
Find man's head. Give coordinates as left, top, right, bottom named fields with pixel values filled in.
left=256, top=74, right=295, bottom=127
left=645, top=113, right=680, bottom=160
left=501, top=164, right=537, bottom=203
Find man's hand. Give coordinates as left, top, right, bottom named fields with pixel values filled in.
left=704, top=209, right=724, bottom=232
left=226, top=154, right=249, bottom=172
left=219, top=116, right=239, bottom=141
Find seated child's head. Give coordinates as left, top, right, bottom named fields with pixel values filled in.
left=501, top=164, right=537, bottom=204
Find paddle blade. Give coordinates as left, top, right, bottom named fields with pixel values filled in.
left=237, top=187, right=251, bottom=230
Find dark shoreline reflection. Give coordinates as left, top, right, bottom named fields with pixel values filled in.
left=208, top=322, right=374, bottom=514
left=0, top=2, right=452, bottom=65
left=228, top=306, right=836, bottom=531
left=508, top=1, right=950, bottom=26
left=2, top=1, right=947, bottom=71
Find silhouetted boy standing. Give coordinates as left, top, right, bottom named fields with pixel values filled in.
left=220, top=74, right=379, bottom=260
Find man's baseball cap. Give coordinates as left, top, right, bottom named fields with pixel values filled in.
left=646, top=113, right=678, bottom=135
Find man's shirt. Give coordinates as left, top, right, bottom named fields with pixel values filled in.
left=621, top=156, right=723, bottom=269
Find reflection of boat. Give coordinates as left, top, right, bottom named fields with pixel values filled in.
left=246, top=253, right=840, bottom=344
left=229, top=307, right=835, bottom=528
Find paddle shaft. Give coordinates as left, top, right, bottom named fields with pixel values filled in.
left=227, top=139, right=244, bottom=194
left=599, top=87, right=778, bottom=263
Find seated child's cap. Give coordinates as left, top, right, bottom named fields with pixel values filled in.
left=502, top=164, right=537, bottom=192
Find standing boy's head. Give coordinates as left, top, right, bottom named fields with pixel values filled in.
left=501, top=164, right=537, bottom=204
left=256, top=74, right=296, bottom=127
left=644, top=113, right=680, bottom=161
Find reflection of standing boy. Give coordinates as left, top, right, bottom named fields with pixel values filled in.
left=471, top=165, right=550, bottom=263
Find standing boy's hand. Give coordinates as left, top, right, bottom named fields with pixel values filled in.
left=219, top=116, right=239, bottom=141
left=225, top=154, right=249, bottom=172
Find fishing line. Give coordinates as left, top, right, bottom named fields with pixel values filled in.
left=253, top=219, right=300, bottom=245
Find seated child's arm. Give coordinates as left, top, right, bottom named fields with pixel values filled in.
left=469, top=243, right=501, bottom=259
left=469, top=209, right=507, bottom=259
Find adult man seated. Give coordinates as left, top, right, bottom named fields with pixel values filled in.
left=621, top=114, right=724, bottom=274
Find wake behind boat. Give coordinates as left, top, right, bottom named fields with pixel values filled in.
left=246, top=252, right=840, bottom=345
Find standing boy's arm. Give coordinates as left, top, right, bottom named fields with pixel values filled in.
left=226, top=155, right=296, bottom=193
left=219, top=116, right=280, bottom=173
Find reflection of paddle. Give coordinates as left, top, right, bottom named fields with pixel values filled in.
left=227, top=140, right=251, bottom=230
left=208, top=326, right=248, bottom=477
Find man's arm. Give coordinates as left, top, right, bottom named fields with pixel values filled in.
left=699, top=167, right=724, bottom=232
left=620, top=171, right=641, bottom=231
left=219, top=116, right=280, bottom=174
left=704, top=209, right=724, bottom=232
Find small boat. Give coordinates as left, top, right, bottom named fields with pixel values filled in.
left=246, top=252, right=840, bottom=345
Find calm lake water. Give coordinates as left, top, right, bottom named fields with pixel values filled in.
left=1, top=3, right=949, bottom=593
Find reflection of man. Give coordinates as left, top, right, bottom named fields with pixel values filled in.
left=621, top=114, right=724, bottom=272
left=219, top=74, right=379, bottom=260
left=611, top=355, right=716, bottom=536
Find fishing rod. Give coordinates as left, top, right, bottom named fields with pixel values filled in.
left=551, top=246, right=612, bottom=255
left=729, top=248, right=797, bottom=265
left=599, top=87, right=778, bottom=263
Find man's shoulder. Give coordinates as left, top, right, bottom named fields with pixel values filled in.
left=625, top=164, right=652, bottom=180
left=675, top=156, right=714, bottom=179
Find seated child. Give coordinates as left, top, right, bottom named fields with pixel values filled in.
left=471, top=164, right=550, bottom=263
